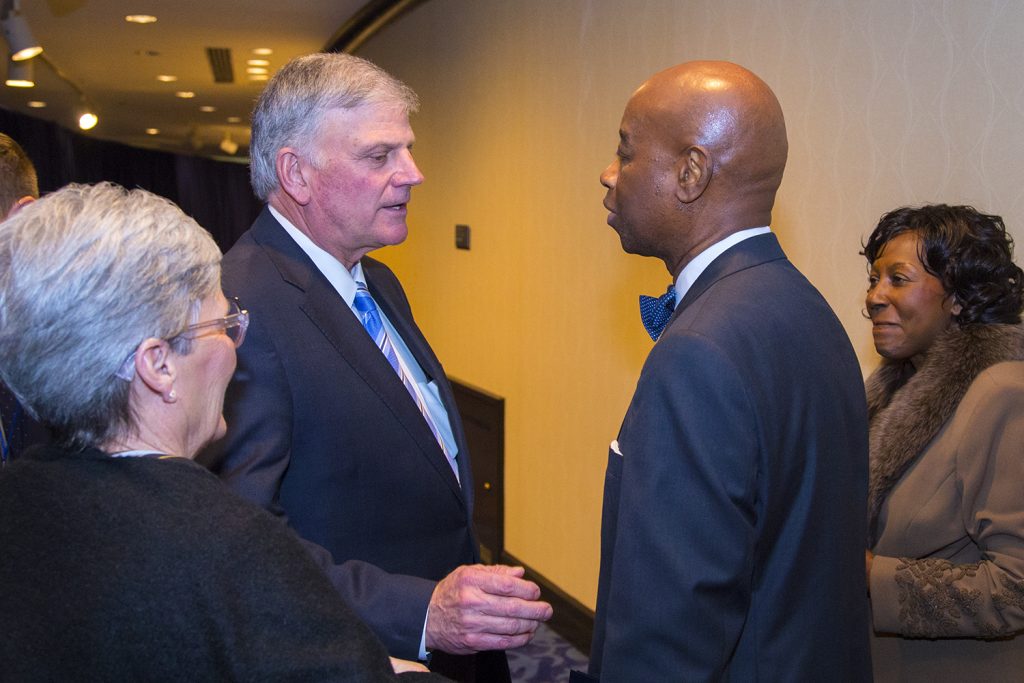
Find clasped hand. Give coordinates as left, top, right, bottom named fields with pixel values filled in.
left=425, top=564, right=553, bottom=655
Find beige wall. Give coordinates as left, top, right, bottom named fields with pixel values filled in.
left=356, top=0, right=1024, bottom=610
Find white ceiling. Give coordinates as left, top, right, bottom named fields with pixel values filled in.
left=0, top=0, right=370, bottom=159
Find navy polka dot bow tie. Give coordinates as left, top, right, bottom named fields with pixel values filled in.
left=639, top=285, right=677, bottom=341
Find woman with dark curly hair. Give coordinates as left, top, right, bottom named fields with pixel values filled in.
left=863, top=203, right=1024, bottom=681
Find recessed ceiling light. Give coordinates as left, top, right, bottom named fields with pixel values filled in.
left=247, top=59, right=270, bottom=67
left=27, top=100, right=46, bottom=108
left=252, top=48, right=273, bottom=55
left=125, top=15, right=157, bottom=24
left=246, top=67, right=268, bottom=75
left=249, top=74, right=269, bottom=81
left=156, top=74, right=177, bottom=82
left=145, top=128, right=159, bottom=135
left=199, top=105, right=216, bottom=113
left=226, top=116, right=241, bottom=123
left=175, top=91, right=195, bottom=99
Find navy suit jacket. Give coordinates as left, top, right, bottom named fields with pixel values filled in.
left=0, top=383, right=48, bottom=462
left=590, top=234, right=872, bottom=681
left=199, top=208, right=480, bottom=660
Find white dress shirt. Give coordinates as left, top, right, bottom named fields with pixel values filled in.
left=674, top=226, right=771, bottom=306
left=269, top=207, right=459, bottom=470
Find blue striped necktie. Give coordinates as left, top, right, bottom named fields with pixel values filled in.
left=353, top=282, right=458, bottom=482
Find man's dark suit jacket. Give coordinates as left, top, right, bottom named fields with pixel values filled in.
left=200, top=208, right=501, bottom=681
left=1, top=383, right=48, bottom=462
left=590, top=234, right=872, bottom=681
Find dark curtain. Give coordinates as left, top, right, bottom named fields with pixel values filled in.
left=174, top=155, right=262, bottom=251
left=1, top=107, right=260, bottom=252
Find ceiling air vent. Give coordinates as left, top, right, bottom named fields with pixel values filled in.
left=206, top=47, right=234, bottom=83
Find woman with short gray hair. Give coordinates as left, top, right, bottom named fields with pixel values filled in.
left=0, top=182, right=439, bottom=680
left=0, top=181, right=224, bottom=450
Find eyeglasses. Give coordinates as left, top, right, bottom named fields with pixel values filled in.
left=172, top=297, right=249, bottom=348
left=115, top=298, right=250, bottom=381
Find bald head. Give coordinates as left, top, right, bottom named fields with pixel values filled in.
left=638, top=61, right=787, bottom=202
left=600, top=61, right=788, bottom=275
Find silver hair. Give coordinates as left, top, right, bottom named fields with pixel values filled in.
left=0, top=182, right=222, bottom=449
left=249, top=52, right=420, bottom=201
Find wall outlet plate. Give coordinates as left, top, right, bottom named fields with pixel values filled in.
left=455, top=224, right=471, bottom=250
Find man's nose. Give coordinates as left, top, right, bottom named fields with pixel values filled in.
left=600, top=161, right=618, bottom=189
left=396, top=149, right=424, bottom=186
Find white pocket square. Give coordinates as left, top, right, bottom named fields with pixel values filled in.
left=610, top=439, right=623, bottom=456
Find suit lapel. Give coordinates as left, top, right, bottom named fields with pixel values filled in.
left=667, top=233, right=787, bottom=329
left=249, top=210, right=466, bottom=504
left=363, top=260, right=474, bottom=504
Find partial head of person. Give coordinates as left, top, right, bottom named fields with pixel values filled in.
left=600, top=60, right=788, bottom=276
left=0, top=132, right=39, bottom=218
left=864, top=204, right=1024, bottom=366
left=0, top=182, right=248, bottom=457
left=249, top=52, right=424, bottom=269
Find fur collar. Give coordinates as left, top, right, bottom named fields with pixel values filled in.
left=866, top=323, right=1024, bottom=543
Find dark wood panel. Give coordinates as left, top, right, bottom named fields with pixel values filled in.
left=451, top=378, right=504, bottom=562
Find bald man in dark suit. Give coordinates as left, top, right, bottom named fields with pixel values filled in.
left=589, top=61, right=871, bottom=681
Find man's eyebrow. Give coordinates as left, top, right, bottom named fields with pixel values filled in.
left=357, top=141, right=395, bottom=152
left=355, top=140, right=412, bottom=156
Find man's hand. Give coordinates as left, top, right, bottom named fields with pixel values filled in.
left=425, top=564, right=553, bottom=655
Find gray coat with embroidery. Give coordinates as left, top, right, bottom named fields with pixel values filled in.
left=867, top=323, right=1024, bottom=682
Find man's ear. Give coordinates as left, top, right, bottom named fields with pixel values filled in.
left=275, top=148, right=313, bottom=206
left=5, top=195, right=34, bottom=218
left=675, top=146, right=710, bottom=204
left=134, top=338, right=179, bottom=403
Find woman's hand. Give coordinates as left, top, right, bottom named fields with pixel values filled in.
left=389, top=657, right=429, bottom=673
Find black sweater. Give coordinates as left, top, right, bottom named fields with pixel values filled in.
left=0, top=445, right=442, bottom=682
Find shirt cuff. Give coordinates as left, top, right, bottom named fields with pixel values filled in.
left=419, top=611, right=429, bottom=661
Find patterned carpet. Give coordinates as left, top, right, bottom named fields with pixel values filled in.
left=507, top=623, right=589, bottom=683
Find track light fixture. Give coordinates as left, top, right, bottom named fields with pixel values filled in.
left=4, top=54, right=32, bottom=86
left=78, top=109, right=98, bottom=130
left=29, top=54, right=99, bottom=131
left=1, top=1, right=42, bottom=61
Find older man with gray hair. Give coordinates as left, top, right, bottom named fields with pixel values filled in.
left=199, top=53, right=550, bottom=682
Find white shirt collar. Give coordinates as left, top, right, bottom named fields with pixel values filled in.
left=269, top=205, right=364, bottom=305
left=674, top=226, right=771, bottom=305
